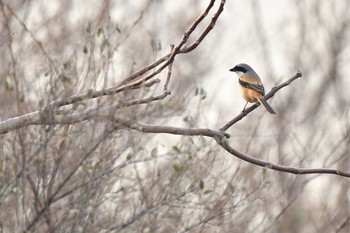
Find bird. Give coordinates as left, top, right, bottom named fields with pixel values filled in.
left=229, top=63, right=276, bottom=114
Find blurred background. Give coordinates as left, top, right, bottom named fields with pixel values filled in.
left=0, top=0, right=349, bottom=232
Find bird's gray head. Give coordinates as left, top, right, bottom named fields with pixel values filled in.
left=229, top=63, right=259, bottom=78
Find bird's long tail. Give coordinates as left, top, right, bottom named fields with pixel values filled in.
left=258, top=98, right=276, bottom=114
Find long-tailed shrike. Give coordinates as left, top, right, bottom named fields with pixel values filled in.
left=229, top=63, right=276, bottom=114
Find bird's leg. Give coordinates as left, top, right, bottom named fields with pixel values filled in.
left=241, top=102, right=249, bottom=115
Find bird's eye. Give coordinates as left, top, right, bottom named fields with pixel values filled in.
left=235, top=66, right=247, bottom=73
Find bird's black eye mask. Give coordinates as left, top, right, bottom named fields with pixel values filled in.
left=230, top=66, right=247, bottom=73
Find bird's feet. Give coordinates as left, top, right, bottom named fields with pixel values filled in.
left=241, top=108, right=248, bottom=116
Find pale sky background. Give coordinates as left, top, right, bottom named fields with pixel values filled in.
left=1, top=0, right=349, bottom=231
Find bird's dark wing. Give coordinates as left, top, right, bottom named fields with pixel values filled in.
left=239, top=79, right=265, bottom=96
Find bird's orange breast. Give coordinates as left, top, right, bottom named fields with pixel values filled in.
left=240, top=87, right=263, bottom=103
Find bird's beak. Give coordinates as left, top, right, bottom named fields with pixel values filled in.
left=229, top=67, right=236, bottom=72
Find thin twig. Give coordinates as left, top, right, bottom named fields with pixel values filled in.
left=0, top=32, right=14, bottom=47
left=180, top=0, right=226, bottom=53
left=162, top=44, right=175, bottom=93
left=4, top=4, right=57, bottom=72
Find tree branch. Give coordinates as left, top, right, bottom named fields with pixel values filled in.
left=0, top=82, right=157, bottom=134
left=180, top=0, right=226, bottom=53
left=0, top=89, right=169, bottom=134
left=112, top=116, right=350, bottom=178
left=214, top=137, right=350, bottom=177
left=112, top=116, right=230, bottom=139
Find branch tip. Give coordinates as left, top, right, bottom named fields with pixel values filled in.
left=296, top=70, right=302, bottom=77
